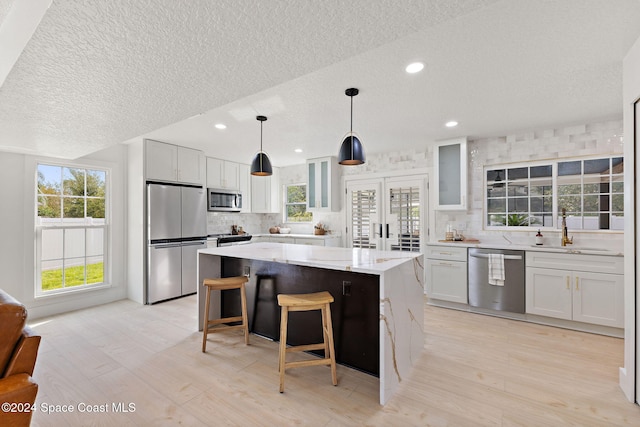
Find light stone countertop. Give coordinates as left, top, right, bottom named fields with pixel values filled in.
left=199, top=241, right=421, bottom=274
left=427, top=240, right=623, bottom=257
left=252, top=233, right=340, bottom=239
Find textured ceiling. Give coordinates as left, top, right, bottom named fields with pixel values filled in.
left=1, top=0, right=640, bottom=165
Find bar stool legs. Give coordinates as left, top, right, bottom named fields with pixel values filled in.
left=277, top=291, right=337, bottom=393
left=202, top=276, right=249, bottom=352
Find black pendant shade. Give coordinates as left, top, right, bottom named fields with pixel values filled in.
left=250, top=115, right=273, bottom=176
left=338, top=134, right=365, bottom=165
left=338, top=88, right=365, bottom=165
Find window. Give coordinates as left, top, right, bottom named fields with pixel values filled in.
left=284, top=184, right=312, bottom=223
left=557, top=157, right=623, bottom=230
left=487, top=165, right=553, bottom=227
left=486, top=156, right=623, bottom=231
left=36, top=163, right=108, bottom=294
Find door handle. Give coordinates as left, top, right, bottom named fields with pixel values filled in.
left=374, top=223, right=382, bottom=238
left=386, top=223, right=390, bottom=238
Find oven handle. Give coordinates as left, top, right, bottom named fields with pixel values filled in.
left=469, top=253, right=523, bottom=260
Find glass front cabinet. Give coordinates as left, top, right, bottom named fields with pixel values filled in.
left=307, top=156, right=341, bottom=212
left=434, top=137, right=467, bottom=210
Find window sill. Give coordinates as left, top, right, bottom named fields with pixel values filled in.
left=35, top=283, right=112, bottom=299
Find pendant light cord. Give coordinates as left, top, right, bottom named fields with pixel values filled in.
left=350, top=92, right=355, bottom=158
left=350, top=94, right=353, bottom=134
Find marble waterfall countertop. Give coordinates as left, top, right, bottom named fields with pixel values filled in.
left=197, top=242, right=424, bottom=405
left=199, top=242, right=421, bottom=274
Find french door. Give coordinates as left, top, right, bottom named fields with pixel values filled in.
left=346, top=175, right=428, bottom=252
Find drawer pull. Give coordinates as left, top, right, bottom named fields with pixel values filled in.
left=566, top=276, right=570, bottom=290
left=438, top=251, right=453, bottom=255
left=575, top=276, right=579, bottom=291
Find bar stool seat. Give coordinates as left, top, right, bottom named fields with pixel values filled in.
left=277, top=291, right=337, bottom=393
left=202, top=276, right=249, bottom=352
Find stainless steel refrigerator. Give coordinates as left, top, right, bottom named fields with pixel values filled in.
left=146, top=183, right=207, bottom=304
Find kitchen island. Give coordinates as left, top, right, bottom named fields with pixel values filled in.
left=197, top=242, right=424, bottom=405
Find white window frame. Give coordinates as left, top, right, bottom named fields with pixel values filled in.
left=34, top=161, right=111, bottom=297
left=283, top=183, right=312, bottom=224
left=484, top=155, right=624, bottom=232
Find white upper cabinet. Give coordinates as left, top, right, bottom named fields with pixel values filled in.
left=145, top=140, right=204, bottom=185
left=251, top=167, right=280, bottom=213
left=307, top=156, right=341, bottom=212
left=178, top=146, right=205, bottom=184
left=206, top=157, right=240, bottom=190
left=238, top=163, right=251, bottom=213
left=434, top=137, right=467, bottom=210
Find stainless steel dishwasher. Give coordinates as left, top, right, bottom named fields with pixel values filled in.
left=468, top=248, right=525, bottom=314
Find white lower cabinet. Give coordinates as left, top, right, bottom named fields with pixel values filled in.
left=425, top=245, right=467, bottom=304
left=525, top=252, right=623, bottom=328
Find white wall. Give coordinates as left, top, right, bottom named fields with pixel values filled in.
left=0, top=144, right=128, bottom=320
left=621, top=32, right=640, bottom=403
left=0, top=152, right=27, bottom=300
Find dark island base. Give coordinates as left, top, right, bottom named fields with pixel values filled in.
left=220, top=257, right=380, bottom=376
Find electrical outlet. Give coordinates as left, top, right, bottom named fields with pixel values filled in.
left=342, top=281, right=351, bottom=296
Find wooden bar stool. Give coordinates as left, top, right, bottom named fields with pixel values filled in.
left=277, top=291, right=337, bottom=393
left=202, top=276, right=249, bottom=352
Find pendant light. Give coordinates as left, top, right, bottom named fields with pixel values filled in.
left=338, top=88, right=365, bottom=165
left=250, top=115, right=273, bottom=176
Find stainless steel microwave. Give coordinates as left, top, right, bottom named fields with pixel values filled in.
left=207, top=188, right=242, bottom=212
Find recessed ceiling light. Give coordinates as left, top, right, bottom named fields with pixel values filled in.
left=445, top=121, right=458, bottom=128
left=294, top=148, right=303, bottom=153
left=405, top=62, right=424, bottom=74
left=214, top=123, right=226, bottom=130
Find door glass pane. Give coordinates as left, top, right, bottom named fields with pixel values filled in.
left=351, top=189, right=376, bottom=249
left=388, top=186, right=420, bottom=252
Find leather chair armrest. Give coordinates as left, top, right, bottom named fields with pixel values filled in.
left=0, top=373, right=38, bottom=427
left=3, top=327, right=41, bottom=378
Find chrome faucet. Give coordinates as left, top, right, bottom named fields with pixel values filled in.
left=561, top=208, right=573, bottom=246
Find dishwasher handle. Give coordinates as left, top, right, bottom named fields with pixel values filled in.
left=469, top=253, right=523, bottom=260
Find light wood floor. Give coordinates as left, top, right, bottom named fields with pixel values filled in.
left=28, top=295, right=639, bottom=426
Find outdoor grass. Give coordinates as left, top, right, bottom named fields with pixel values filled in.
left=41, top=262, right=104, bottom=290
